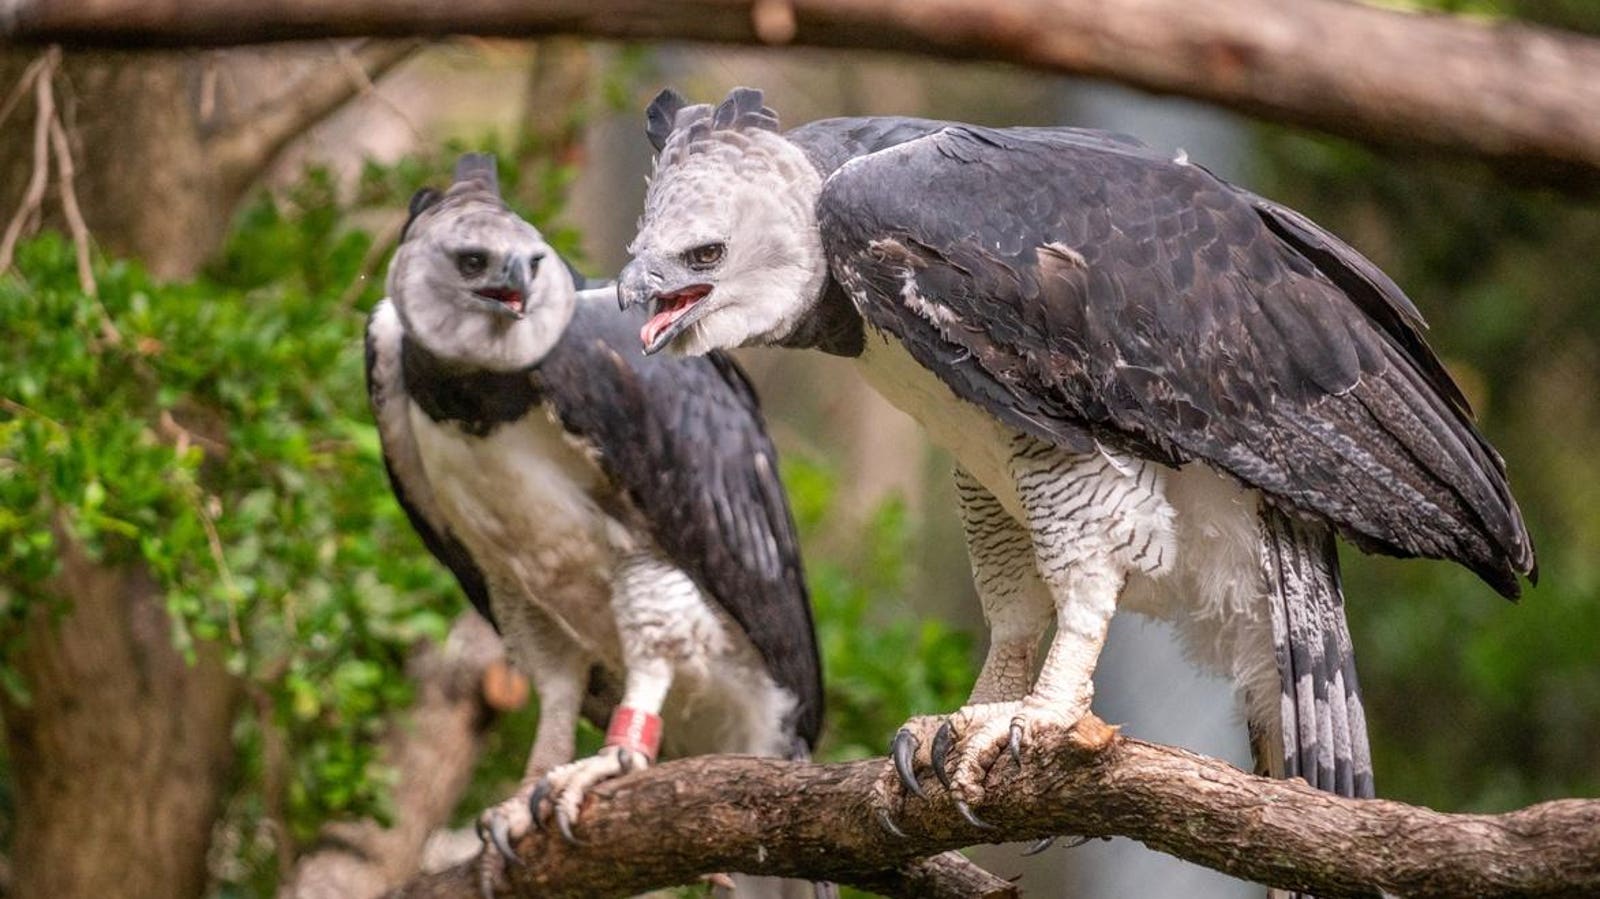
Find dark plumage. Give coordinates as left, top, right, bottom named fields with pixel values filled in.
left=368, top=154, right=827, bottom=895
left=623, top=92, right=1536, bottom=879
left=806, top=122, right=1533, bottom=596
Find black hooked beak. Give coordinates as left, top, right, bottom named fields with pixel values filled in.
left=619, top=257, right=714, bottom=355
left=475, top=253, right=542, bottom=320
left=616, top=258, right=653, bottom=312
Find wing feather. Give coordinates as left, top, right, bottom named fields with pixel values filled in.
left=535, top=297, right=824, bottom=747
left=365, top=301, right=498, bottom=627
left=815, top=126, right=1534, bottom=595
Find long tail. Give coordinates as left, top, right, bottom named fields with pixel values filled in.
left=1256, top=505, right=1374, bottom=899
left=1257, top=505, right=1374, bottom=797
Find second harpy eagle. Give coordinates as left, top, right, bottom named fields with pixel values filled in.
left=367, top=154, right=824, bottom=893
left=620, top=89, right=1536, bottom=828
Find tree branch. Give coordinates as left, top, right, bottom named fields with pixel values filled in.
left=5, top=0, right=1600, bottom=185
left=382, top=715, right=1600, bottom=898
left=280, top=614, right=502, bottom=899
left=208, top=38, right=420, bottom=194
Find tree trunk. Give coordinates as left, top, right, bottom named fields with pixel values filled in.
left=0, top=42, right=418, bottom=899
left=0, top=51, right=225, bottom=277
left=0, top=531, right=239, bottom=899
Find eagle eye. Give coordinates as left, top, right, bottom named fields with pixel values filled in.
left=455, top=250, right=489, bottom=278
left=685, top=242, right=726, bottom=271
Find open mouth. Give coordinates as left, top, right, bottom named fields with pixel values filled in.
left=640, top=284, right=713, bottom=353
left=474, top=287, right=525, bottom=317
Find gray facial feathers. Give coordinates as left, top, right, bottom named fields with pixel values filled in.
left=387, top=153, right=574, bottom=372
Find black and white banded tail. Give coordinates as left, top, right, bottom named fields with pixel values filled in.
left=1256, top=505, right=1375, bottom=799
left=1257, top=506, right=1373, bottom=899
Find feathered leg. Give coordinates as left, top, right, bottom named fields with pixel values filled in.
left=885, top=467, right=1052, bottom=818
left=532, top=553, right=684, bottom=842
left=887, top=440, right=1175, bottom=825
left=476, top=604, right=591, bottom=896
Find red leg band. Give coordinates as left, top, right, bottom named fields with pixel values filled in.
left=604, top=706, right=662, bottom=762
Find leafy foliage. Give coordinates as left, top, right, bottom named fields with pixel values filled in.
left=2, top=139, right=976, bottom=896
left=0, top=169, right=462, bottom=891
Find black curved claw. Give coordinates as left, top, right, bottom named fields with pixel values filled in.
left=952, top=798, right=995, bottom=830
left=478, top=862, right=498, bottom=899
left=930, top=721, right=955, bottom=791
left=890, top=729, right=925, bottom=799
left=1022, top=836, right=1056, bottom=856
left=873, top=806, right=909, bottom=839
left=1008, top=720, right=1025, bottom=768
left=489, top=817, right=522, bottom=865
left=554, top=807, right=585, bottom=846
left=528, top=780, right=552, bottom=831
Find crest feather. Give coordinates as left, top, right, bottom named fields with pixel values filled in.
left=452, top=152, right=500, bottom=197
left=400, top=187, right=443, bottom=243
left=646, top=86, right=782, bottom=163
left=712, top=86, right=780, bottom=133
left=647, top=88, right=687, bottom=152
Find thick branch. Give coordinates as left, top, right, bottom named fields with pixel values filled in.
left=6, top=1, right=1600, bottom=184
left=280, top=615, right=501, bottom=899
left=384, top=715, right=1600, bottom=898
left=208, top=38, right=420, bottom=194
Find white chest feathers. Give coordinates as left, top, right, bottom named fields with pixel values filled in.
left=407, top=403, right=631, bottom=657
left=853, top=329, right=1025, bottom=515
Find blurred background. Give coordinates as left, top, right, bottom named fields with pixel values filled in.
left=2, top=2, right=1599, bottom=897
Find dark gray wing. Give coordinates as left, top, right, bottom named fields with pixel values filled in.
left=536, top=295, right=823, bottom=747
left=815, top=125, right=1535, bottom=596
left=365, top=301, right=497, bottom=628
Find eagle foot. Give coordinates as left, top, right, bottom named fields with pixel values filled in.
left=529, top=746, right=646, bottom=846
left=881, top=702, right=1028, bottom=831
left=474, top=785, right=536, bottom=899
left=943, top=697, right=1085, bottom=815
left=1021, top=834, right=1091, bottom=856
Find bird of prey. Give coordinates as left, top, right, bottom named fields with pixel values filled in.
left=367, top=153, right=825, bottom=894
left=619, top=88, right=1536, bottom=834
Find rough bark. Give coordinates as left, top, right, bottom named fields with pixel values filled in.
left=0, top=41, right=415, bottom=277
left=0, top=531, right=240, bottom=899
left=6, top=1, right=1600, bottom=186
left=384, top=715, right=1600, bottom=899
left=279, top=615, right=502, bottom=899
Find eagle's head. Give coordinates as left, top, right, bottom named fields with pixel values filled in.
left=386, top=153, right=575, bottom=372
left=619, top=88, right=827, bottom=356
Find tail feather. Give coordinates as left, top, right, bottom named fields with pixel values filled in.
left=1258, top=504, right=1374, bottom=899
left=1259, top=504, right=1374, bottom=797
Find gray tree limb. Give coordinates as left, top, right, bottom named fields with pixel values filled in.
left=382, top=715, right=1600, bottom=899
left=4, top=0, right=1600, bottom=185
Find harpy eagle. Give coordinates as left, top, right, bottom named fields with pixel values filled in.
left=366, top=153, right=825, bottom=893
left=619, top=89, right=1536, bottom=832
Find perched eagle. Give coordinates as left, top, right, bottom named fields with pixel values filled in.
left=619, top=89, right=1536, bottom=839
left=367, top=154, right=825, bottom=895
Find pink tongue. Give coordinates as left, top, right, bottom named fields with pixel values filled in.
left=641, top=310, right=676, bottom=347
